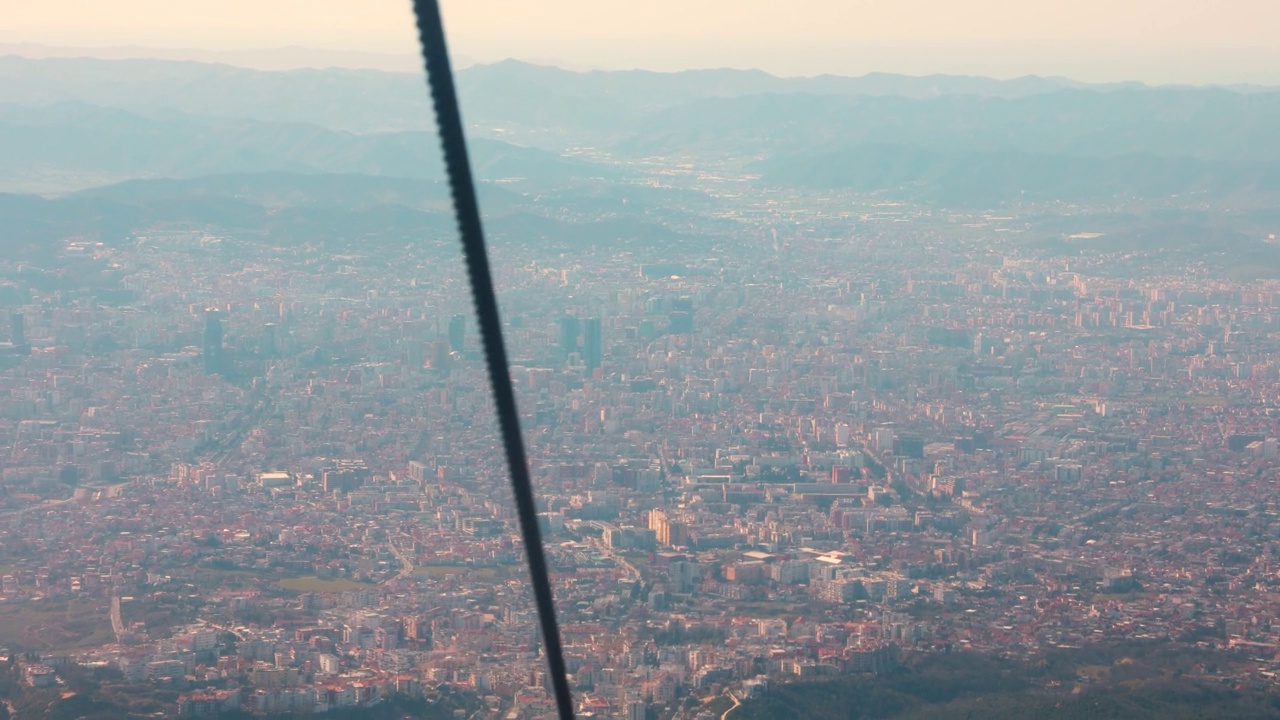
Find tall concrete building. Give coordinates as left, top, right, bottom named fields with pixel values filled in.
left=558, top=316, right=580, bottom=362
left=10, top=313, right=24, bottom=347
left=448, top=314, right=466, bottom=353
left=203, top=310, right=223, bottom=375
left=583, top=317, right=602, bottom=371
left=261, top=322, right=278, bottom=357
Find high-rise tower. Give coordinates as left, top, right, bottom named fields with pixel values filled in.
left=558, top=316, right=580, bottom=362
left=582, top=317, right=602, bottom=371
left=448, top=314, right=466, bottom=353
left=203, top=310, right=223, bottom=375
left=10, top=313, right=25, bottom=347
left=262, top=322, right=278, bottom=357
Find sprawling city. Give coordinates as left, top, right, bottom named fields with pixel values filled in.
left=5, top=13, right=1280, bottom=720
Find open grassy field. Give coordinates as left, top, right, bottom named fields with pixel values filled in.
left=703, top=693, right=736, bottom=716
left=276, top=576, right=370, bottom=593
left=0, top=597, right=114, bottom=651
left=737, top=642, right=1277, bottom=720
left=731, top=601, right=808, bottom=618
left=412, top=565, right=501, bottom=580
left=1153, top=394, right=1227, bottom=407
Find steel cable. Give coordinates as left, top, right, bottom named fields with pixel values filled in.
left=410, top=2, right=576, bottom=718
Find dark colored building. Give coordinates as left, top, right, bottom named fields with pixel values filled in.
left=10, top=313, right=25, bottom=347
left=448, top=314, right=466, bottom=353
left=893, top=436, right=926, bottom=459
left=669, top=311, right=694, bottom=335
left=582, top=317, right=602, bottom=371
left=1228, top=433, right=1264, bottom=452
left=559, top=316, right=580, bottom=362
left=203, top=311, right=223, bottom=375
left=432, top=339, right=452, bottom=369
left=262, top=322, right=278, bottom=357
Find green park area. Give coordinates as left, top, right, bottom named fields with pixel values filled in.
left=737, top=642, right=1279, bottom=720
left=412, top=565, right=501, bottom=580
left=0, top=597, right=114, bottom=652
left=276, top=576, right=371, bottom=593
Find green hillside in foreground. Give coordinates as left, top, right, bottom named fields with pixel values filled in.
left=737, top=643, right=1280, bottom=720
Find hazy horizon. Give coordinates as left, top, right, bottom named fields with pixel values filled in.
left=7, top=40, right=1280, bottom=88
left=6, top=0, right=1280, bottom=84
left=8, top=5, right=1280, bottom=720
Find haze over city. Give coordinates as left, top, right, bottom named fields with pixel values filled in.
left=3, top=2, right=1280, bottom=719
left=6, top=0, right=1280, bottom=83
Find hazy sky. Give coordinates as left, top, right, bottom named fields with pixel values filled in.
left=5, top=0, right=1280, bottom=83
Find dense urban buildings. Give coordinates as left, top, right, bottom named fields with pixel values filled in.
left=4, top=53, right=1280, bottom=720
left=203, top=311, right=224, bottom=377
left=4, top=174, right=1280, bottom=718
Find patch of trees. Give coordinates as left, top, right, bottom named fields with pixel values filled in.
left=738, top=642, right=1280, bottom=720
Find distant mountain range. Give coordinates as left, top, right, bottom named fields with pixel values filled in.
left=0, top=171, right=700, bottom=265
left=2, top=55, right=1280, bottom=206
left=753, top=143, right=1280, bottom=206
left=0, top=43, right=435, bottom=73
left=0, top=100, right=620, bottom=193
left=0, top=55, right=1123, bottom=134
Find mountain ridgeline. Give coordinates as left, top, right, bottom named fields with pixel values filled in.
left=1, top=54, right=1279, bottom=252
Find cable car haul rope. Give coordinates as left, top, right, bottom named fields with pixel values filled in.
left=411, top=2, right=577, bottom=718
